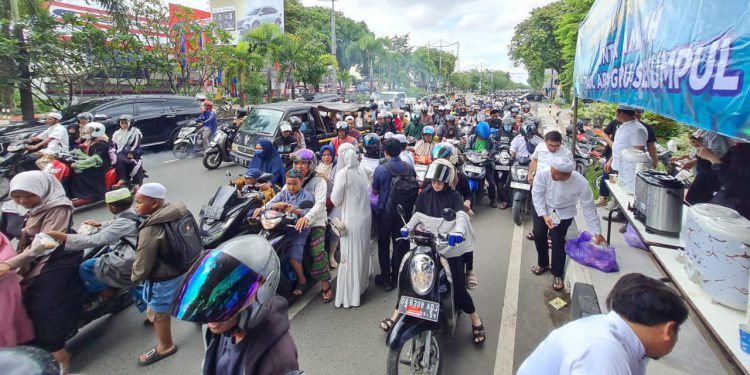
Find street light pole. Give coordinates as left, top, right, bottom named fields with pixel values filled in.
left=318, top=0, right=338, bottom=94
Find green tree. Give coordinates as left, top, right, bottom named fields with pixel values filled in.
left=555, top=0, right=594, bottom=98
left=244, top=23, right=283, bottom=102
left=223, top=42, right=263, bottom=106
left=345, top=34, right=384, bottom=91
left=508, top=1, right=565, bottom=89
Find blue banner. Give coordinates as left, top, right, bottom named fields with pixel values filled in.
left=573, top=0, right=750, bottom=140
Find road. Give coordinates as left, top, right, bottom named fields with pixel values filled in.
left=64, top=104, right=582, bottom=374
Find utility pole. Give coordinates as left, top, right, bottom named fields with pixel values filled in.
left=318, top=0, right=337, bottom=94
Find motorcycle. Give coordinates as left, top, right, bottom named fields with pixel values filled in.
left=0, top=141, right=29, bottom=199
left=202, top=124, right=237, bottom=170
left=462, top=150, right=490, bottom=204
left=39, top=151, right=123, bottom=208
left=254, top=200, right=315, bottom=301
left=172, top=121, right=202, bottom=160
left=509, top=158, right=532, bottom=226
left=198, top=172, right=271, bottom=248
left=385, top=205, right=460, bottom=375
left=414, top=155, right=432, bottom=186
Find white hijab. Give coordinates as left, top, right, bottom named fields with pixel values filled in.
left=336, top=143, right=366, bottom=203
left=9, top=171, right=72, bottom=214
left=112, top=124, right=141, bottom=152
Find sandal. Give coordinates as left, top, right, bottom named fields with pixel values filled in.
left=138, top=345, right=177, bottom=366
left=466, top=271, right=478, bottom=289
left=472, top=324, right=486, bottom=344
left=552, top=276, right=565, bottom=291
left=498, top=202, right=509, bottom=210
left=531, top=265, right=549, bottom=275
left=380, top=318, right=395, bottom=332
left=329, top=258, right=338, bottom=270
left=321, top=287, right=333, bottom=303
left=526, top=232, right=534, bottom=241
left=293, top=280, right=307, bottom=297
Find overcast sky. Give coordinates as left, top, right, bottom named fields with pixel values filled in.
left=179, top=0, right=557, bottom=84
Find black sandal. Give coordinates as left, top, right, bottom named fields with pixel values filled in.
left=137, top=345, right=177, bottom=366
left=293, top=280, right=307, bottom=297
left=531, top=265, right=549, bottom=275
left=380, top=318, right=395, bottom=332
left=552, top=276, right=565, bottom=291
left=321, top=287, right=333, bottom=303
left=526, top=232, right=534, bottom=241
left=472, top=324, right=486, bottom=344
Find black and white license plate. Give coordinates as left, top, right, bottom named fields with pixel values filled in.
left=510, top=181, right=531, bottom=191
left=200, top=205, right=223, bottom=220
left=464, top=165, right=483, bottom=174
left=495, top=165, right=510, bottom=171
left=398, top=296, right=439, bottom=322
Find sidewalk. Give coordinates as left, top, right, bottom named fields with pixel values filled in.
left=535, top=103, right=738, bottom=374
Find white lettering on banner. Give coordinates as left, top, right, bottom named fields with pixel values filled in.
left=585, top=35, right=743, bottom=96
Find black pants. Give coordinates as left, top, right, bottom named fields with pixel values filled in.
left=377, top=211, right=409, bottom=284
left=496, top=170, right=510, bottom=203
left=532, top=207, right=574, bottom=277
left=483, top=165, right=497, bottom=203
left=462, top=252, right=473, bottom=271
left=686, top=159, right=721, bottom=205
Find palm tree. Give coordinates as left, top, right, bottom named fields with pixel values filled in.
left=274, top=34, right=307, bottom=100
left=244, top=23, right=282, bottom=102
left=345, top=35, right=384, bottom=92
left=223, top=41, right=262, bottom=106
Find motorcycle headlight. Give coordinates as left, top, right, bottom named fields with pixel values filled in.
left=467, top=154, right=482, bottom=164
left=410, top=254, right=435, bottom=296
left=260, top=211, right=283, bottom=230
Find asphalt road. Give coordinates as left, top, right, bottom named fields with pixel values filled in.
left=65, top=103, right=575, bottom=375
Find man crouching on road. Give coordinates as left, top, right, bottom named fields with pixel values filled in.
left=518, top=273, right=688, bottom=374
left=529, top=157, right=605, bottom=292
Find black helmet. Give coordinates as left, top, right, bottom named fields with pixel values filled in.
left=363, top=133, right=381, bottom=157
left=335, top=121, right=348, bottom=131
left=520, top=120, right=537, bottom=136
left=172, top=235, right=280, bottom=328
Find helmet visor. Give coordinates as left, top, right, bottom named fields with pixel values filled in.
left=426, top=162, right=453, bottom=184
left=172, top=250, right=264, bottom=323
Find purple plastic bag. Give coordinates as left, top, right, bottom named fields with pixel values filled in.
left=565, top=231, right=619, bottom=273
left=623, top=224, right=647, bottom=250
left=369, top=188, right=378, bottom=210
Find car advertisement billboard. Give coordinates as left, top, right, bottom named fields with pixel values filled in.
left=209, top=0, right=284, bottom=44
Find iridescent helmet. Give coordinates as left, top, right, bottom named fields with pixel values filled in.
left=431, top=142, right=459, bottom=165
left=172, top=235, right=280, bottom=328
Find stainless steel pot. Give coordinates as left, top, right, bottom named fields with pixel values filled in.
left=635, top=170, right=685, bottom=236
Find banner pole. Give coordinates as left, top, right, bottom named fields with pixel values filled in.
left=571, top=96, right=579, bottom=156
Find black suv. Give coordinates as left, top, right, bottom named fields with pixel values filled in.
left=0, top=95, right=202, bottom=152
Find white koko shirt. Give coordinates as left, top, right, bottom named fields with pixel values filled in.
left=612, top=119, right=648, bottom=171
left=532, top=141, right=574, bottom=172
left=531, top=167, right=601, bottom=235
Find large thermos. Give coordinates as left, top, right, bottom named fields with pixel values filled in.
left=686, top=205, right=750, bottom=310
left=634, top=170, right=685, bottom=236
left=618, top=149, right=651, bottom=194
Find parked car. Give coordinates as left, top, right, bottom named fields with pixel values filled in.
left=230, top=101, right=369, bottom=167
left=520, top=92, right=546, bottom=102
left=237, top=6, right=282, bottom=32
left=300, top=93, right=341, bottom=103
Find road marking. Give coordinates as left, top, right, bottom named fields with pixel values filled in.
left=163, top=156, right=198, bottom=163
left=493, top=220, right=525, bottom=375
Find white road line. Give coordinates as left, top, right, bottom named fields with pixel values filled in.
left=493, top=220, right=525, bottom=375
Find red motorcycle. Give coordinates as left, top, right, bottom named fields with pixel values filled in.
left=41, top=153, right=121, bottom=207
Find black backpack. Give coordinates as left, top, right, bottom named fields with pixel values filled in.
left=383, top=161, right=419, bottom=215
left=162, top=210, right=203, bottom=274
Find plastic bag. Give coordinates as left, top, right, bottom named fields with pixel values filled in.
left=565, top=231, right=619, bottom=273
left=623, top=224, right=647, bottom=250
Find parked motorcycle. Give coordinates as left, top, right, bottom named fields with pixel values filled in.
left=385, top=205, right=460, bottom=375
left=172, top=122, right=201, bottom=159
left=254, top=200, right=315, bottom=301
left=509, top=157, right=532, bottom=226
left=198, top=172, right=271, bottom=248
left=463, top=150, right=490, bottom=204
left=0, top=141, right=29, bottom=199
left=202, top=124, right=237, bottom=170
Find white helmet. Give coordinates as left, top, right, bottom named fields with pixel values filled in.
left=85, top=122, right=106, bottom=138
left=438, top=105, right=446, bottom=111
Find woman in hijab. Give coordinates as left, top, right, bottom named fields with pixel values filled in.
left=69, top=122, right=112, bottom=205
left=0, top=171, right=80, bottom=372
left=112, top=114, right=144, bottom=188
left=331, top=143, right=372, bottom=308
left=247, top=139, right=285, bottom=187
left=316, top=144, right=339, bottom=268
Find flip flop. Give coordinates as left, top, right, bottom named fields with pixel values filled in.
left=472, top=324, right=486, bottom=344
left=380, top=318, right=395, bottom=332
left=526, top=232, right=534, bottom=241
left=552, top=276, right=565, bottom=292
left=531, top=265, right=549, bottom=275
left=466, top=271, right=478, bottom=289
left=138, top=346, right=177, bottom=366
left=321, top=287, right=333, bottom=303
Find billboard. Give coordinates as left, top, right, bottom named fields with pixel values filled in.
left=210, top=0, right=285, bottom=44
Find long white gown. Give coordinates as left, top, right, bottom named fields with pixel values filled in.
left=331, top=143, right=373, bottom=308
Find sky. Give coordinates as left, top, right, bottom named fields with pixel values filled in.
left=177, top=0, right=557, bottom=84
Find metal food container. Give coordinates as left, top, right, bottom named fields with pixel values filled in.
left=636, top=171, right=685, bottom=236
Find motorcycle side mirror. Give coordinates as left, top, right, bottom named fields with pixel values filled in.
left=299, top=200, right=314, bottom=209
left=441, top=208, right=456, bottom=222
left=257, top=172, right=274, bottom=183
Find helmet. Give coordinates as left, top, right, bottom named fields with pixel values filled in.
left=385, top=111, right=394, bottom=119
left=85, top=122, right=106, bottom=138
left=376, top=112, right=385, bottom=119
left=279, top=121, right=292, bottom=133
left=520, top=112, right=532, bottom=121
left=195, top=93, right=206, bottom=101
left=522, top=104, right=531, bottom=111
left=438, top=105, right=445, bottom=111
left=520, top=120, right=537, bottom=136
left=77, top=112, right=93, bottom=121
left=288, top=116, right=302, bottom=126
left=576, top=119, right=585, bottom=131
left=345, top=115, right=354, bottom=122
left=421, top=106, right=428, bottom=113
left=446, top=115, right=455, bottom=122
left=510, top=106, right=520, bottom=114
left=290, top=148, right=317, bottom=168
left=431, top=142, right=458, bottom=165
left=202, top=100, right=214, bottom=109
left=425, top=159, right=455, bottom=185
left=475, top=121, right=490, bottom=139
left=335, top=121, right=348, bottom=131
left=422, top=126, right=435, bottom=135
left=476, top=113, right=487, bottom=122
left=363, top=133, right=381, bottom=157
left=364, top=133, right=380, bottom=147
left=0, top=346, right=62, bottom=375
left=118, top=114, right=133, bottom=124
left=394, top=134, right=407, bottom=144
left=502, top=116, right=515, bottom=126
left=172, top=235, right=280, bottom=328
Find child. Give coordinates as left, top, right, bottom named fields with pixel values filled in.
left=252, top=169, right=314, bottom=296
left=131, top=183, right=190, bottom=366
left=0, top=232, right=34, bottom=347
left=239, top=168, right=275, bottom=204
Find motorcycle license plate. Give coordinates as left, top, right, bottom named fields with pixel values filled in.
left=398, top=296, right=439, bottom=322
left=464, top=165, right=483, bottom=174
left=495, top=165, right=510, bottom=171
left=510, top=181, right=530, bottom=191
left=200, top=205, right=223, bottom=220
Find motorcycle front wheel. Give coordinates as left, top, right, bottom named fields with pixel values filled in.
left=202, top=151, right=222, bottom=170
left=172, top=143, right=191, bottom=160
left=387, top=331, right=442, bottom=375
left=512, top=197, right=526, bottom=225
